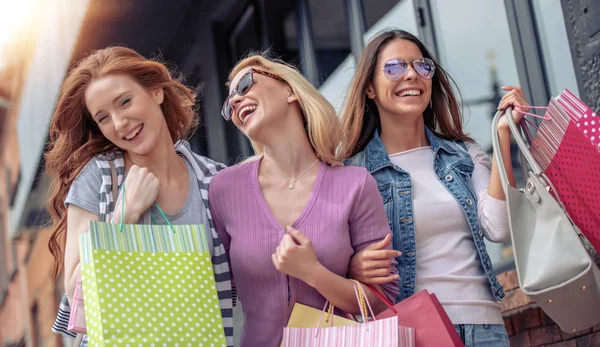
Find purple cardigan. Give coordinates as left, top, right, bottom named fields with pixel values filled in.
left=209, top=159, right=399, bottom=347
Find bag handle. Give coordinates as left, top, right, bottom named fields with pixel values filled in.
left=492, top=107, right=544, bottom=193
left=314, top=280, right=377, bottom=334
left=505, top=106, right=544, bottom=176
left=365, top=284, right=398, bottom=314
left=118, top=183, right=175, bottom=233
left=108, top=160, right=118, bottom=204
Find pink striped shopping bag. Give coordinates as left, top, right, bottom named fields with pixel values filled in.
left=281, top=280, right=415, bottom=346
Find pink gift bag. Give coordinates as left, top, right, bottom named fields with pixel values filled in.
left=521, top=89, right=600, bottom=252
left=282, top=280, right=415, bottom=346
left=67, top=278, right=87, bottom=334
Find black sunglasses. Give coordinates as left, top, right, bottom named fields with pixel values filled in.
left=382, top=58, right=436, bottom=81
left=221, top=68, right=285, bottom=120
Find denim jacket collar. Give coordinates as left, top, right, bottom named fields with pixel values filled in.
left=364, top=128, right=459, bottom=173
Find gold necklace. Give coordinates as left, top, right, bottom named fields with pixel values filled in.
left=263, top=159, right=320, bottom=189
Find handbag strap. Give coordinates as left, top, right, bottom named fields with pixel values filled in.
left=492, top=107, right=541, bottom=193
left=108, top=160, right=118, bottom=207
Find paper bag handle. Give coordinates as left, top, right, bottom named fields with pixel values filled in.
left=365, top=284, right=398, bottom=314
left=118, top=183, right=175, bottom=233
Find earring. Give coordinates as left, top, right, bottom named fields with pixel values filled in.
left=287, top=96, right=292, bottom=102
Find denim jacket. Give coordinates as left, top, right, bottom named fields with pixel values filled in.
left=345, top=128, right=505, bottom=303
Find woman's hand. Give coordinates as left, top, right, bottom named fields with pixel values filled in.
left=272, top=226, right=322, bottom=282
left=497, top=86, right=530, bottom=131
left=118, top=165, right=160, bottom=223
left=349, top=234, right=400, bottom=284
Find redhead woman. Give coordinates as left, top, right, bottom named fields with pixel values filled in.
left=47, top=47, right=233, bottom=346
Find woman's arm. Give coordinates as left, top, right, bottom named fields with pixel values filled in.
left=64, top=205, right=99, bottom=302
left=468, top=144, right=511, bottom=243
left=272, top=226, right=391, bottom=315
left=272, top=172, right=399, bottom=314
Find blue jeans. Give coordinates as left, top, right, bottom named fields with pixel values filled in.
left=454, top=324, right=509, bottom=347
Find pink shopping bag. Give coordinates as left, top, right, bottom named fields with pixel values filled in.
left=282, top=280, right=415, bottom=346
left=67, top=278, right=86, bottom=334
left=367, top=286, right=464, bottom=347
left=524, top=90, right=600, bottom=252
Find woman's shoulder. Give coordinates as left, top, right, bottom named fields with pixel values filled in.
left=330, top=164, right=369, bottom=176
left=210, top=159, right=256, bottom=192
left=74, top=156, right=105, bottom=183
left=326, top=164, right=372, bottom=189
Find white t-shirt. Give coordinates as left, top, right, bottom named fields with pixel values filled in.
left=389, top=143, right=509, bottom=324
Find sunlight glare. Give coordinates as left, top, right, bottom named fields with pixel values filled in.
left=0, top=0, right=35, bottom=65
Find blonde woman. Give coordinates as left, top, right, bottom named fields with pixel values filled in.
left=209, top=54, right=400, bottom=346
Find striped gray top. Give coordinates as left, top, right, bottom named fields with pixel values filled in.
left=51, top=141, right=234, bottom=347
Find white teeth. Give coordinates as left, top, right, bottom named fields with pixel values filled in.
left=239, top=105, right=257, bottom=123
left=125, top=125, right=142, bottom=140
left=399, top=89, right=421, bottom=97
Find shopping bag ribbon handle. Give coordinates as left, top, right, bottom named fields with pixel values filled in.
left=119, top=183, right=176, bottom=233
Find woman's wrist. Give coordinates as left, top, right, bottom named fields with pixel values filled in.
left=304, top=262, right=327, bottom=288
left=114, top=197, right=142, bottom=224
left=497, top=123, right=511, bottom=138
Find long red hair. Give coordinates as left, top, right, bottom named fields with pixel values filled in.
left=46, top=46, right=198, bottom=280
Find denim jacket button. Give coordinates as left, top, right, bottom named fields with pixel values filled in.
left=445, top=175, right=453, bottom=182
left=466, top=198, right=473, bottom=205
left=478, top=229, right=483, bottom=237
left=399, top=217, right=412, bottom=223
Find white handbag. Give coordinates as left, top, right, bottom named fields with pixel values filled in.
left=491, top=107, right=600, bottom=333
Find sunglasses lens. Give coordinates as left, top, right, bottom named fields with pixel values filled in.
left=221, top=98, right=232, bottom=120
left=414, top=59, right=435, bottom=79
left=383, top=60, right=407, bottom=81
left=237, top=72, right=254, bottom=95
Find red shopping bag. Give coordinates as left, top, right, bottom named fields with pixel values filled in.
left=367, top=286, right=464, bottom=347
left=523, top=90, right=600, bottom=252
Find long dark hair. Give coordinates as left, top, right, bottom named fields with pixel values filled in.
left=46, top=46, right=198, bottom=281
left=338, top=29, right=472, bottom=159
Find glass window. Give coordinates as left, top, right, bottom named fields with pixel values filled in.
left=364, top=0, right=406, bottom=31
left=430, top=0, right=521, bottom=150
left=532, top=0, right=580, bottom=97
left=284, top=0, right=352, bottom=85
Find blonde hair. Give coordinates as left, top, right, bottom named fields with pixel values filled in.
left=228, top=54, right=342, bottom=166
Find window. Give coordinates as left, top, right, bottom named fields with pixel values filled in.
left=283, top=0, right=351, bottom=85
left=364, top=0, right=405, bottom=31
left=532, top=0, right=580, bottom=97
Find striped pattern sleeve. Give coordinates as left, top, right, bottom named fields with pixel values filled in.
left=51, top=295, right=77, bottom=338
left=182, top=146, right=234, bottom=347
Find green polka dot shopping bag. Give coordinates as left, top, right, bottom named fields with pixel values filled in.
left=79, top=202, right=226, bottom=347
